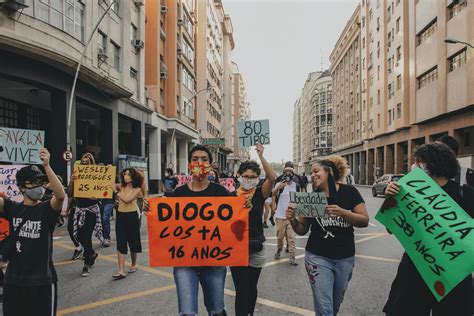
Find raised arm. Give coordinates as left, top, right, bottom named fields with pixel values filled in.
left=40, top=148, right=65, bottom=212
left=256, top=144, right=276, bottom=199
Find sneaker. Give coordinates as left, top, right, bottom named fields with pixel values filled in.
left=81, top=265, right=90, bottom=277
left=102, top=239, right=111, bottom=248
left=71, top=248, right=83, bottom=261
left=269, top=216, right=275, bottom=226
left=274, top=249, right=282, bottom=260
left=90, top=252, right=99, bottom=267
left=263, top=221, right=268, bottom=228
left=289, top=256, right=298, bottom=266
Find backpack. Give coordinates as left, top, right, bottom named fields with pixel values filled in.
left=274, top=182, right=301, bottom=208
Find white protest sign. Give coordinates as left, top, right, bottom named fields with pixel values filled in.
left=0, top=164, right=25, bottom=202
left=290, top=192, right=328, bottom=217
left=0, top=128, right=45, bottom=164
left=237, top=119, right=270, bottom=148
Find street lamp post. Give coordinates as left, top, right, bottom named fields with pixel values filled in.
left=444, top=37, right=474, bottom=49
left=66, top=0, right=117, bottom=184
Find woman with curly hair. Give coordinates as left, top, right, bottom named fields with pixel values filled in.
left=286, top=155, right=369, bottom=315
left=112, top=167, right=146, bottom=280
left=383, top=143, right=472, bottom=315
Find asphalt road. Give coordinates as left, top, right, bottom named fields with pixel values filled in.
left=50, top=187, right=405, bottom=316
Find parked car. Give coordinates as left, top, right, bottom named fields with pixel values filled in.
left=372, top=174, right=404, bottom=197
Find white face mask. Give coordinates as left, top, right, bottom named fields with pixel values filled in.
left=411, top=162, right=429, bottom=174
left=238, top=177, right=259, bottom=190
left=165, top=173, right=169, bottom=177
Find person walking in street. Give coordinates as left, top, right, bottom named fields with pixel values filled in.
left=272, top=165, right=302, bottom=265
left=100, top=196, right=114, bottom=248
left=0, top=148, right=65, bottom=316
left=161, top=168, right=178, bottom=197
left=383, top=143, right=473, bottom=316
left=275, top=161, right=307, bottom=192
left=112, top=168, right=146, bottom=280
left=286, top=155, right=369, bottom=316
left=231, top=143, right=276, bottom=316
left=172, top=145, right=229, bottom=316
left=262, top=195, right=274, bottom=228
left=67, top=153, right=103, bottom=277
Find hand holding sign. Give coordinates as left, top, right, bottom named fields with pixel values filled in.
left=73, top=164, right=116, bottom=199
left=255, top=143, right=264, bottom=157
left=39, top=148, right=50, bottom=166
left=290, top=192, right=328, bottom=217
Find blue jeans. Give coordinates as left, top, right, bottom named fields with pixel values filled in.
left=305, top=252, right=355, bottom=316
left=173, top=266, right=227, bottom=315
left=101, top=203, right=114, bottom=240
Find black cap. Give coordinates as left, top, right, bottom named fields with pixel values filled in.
left=284, top=161, right=294, bottom=168
left=16, top=165, right=48, bottom=186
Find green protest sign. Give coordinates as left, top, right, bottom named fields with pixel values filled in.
left=375, top=168, right=474, bottom=301
left=289, top=192, right=328, bottom=217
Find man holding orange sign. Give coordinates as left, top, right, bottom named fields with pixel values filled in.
left=147, top=145, right=246, bottom=316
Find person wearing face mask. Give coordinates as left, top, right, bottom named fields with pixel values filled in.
left=112, top=168, right=147, bottom=280
left=286, top=155, right=369, bottom=316
left=171, top=145, right=229, bottom=316
left=67, top=153, right=103, bottom=277
left=383, top=143, right=473, bottom=316
left=230, top=143, right=276, bottom=316
left=272, top=166, right=302, bottom=265
left=160, top=168, right=178, bottom=197
left=208, top=169, right=220, bottom=183
left=0, top=148, right=65, bottom=316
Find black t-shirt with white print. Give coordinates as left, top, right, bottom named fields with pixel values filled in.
left=306, top=184, right=365, bottom=259
left=2, top=199, right=58, bottom=286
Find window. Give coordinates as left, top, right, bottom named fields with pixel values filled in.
left=448, top=48, right=467, bottom=72
left=98, top=30, right=107, bottom=54
left=396, top=17, right=401, bottom=33
left=377, top=114, right=381, bottom=128
left=111, top=41, right=121, bottom=70
left=24, top=0, right=84, bottom=41
left=181, top=67, right=195, bottom=92
left=387, top=5, right=391, bottom=22
left=388, top=110, right=392, bottom=125
left=417, top=19, right=437, bottom=46
left=397, top=103, right=402, bottom=118
left=182, top=12, right=194, bottom=37
left=130, top=67, right=137, bottom=79
left=417, top=67, right=438, bottom=89
left=388, top=57, right=392, bottom=73
left=182, top=96, right=194, bottom=119
left=185, top=0, right=193, bottom=11
left=377, top=89, right=381, bottom=105
left=182, top=39, right=194, bottom=63
left=448, top=0, right=467, bottom=20
left=396, top=46, right=401, bottom=61
left=377, top=41, right=380, bottom=58
left=377, top=65, right=380, bottom=81
left=110, top=0, right=119, bottom=15
left=362, top=37, right=365, bottom=49
left=397, top=75, right=402, bottom=90
left=130, top=23, right=138, bottom=42
left=388, top=83, right=393, bottom=99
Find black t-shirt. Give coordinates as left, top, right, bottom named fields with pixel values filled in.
left=2, top=199, right=58, bottom=286
left=163, top=176, right=178, bottom=193
left=306, top=184, right=365, bottom=259
left=172, top=181, right=229, bottom=197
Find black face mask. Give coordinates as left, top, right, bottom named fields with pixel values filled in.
left=284, top=175, right=292, bottom=182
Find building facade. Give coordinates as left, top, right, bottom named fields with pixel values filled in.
left=0, top=0, right=151, bottom=183
left=331, top=0, right=474, bottom=185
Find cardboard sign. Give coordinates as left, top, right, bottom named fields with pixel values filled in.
left=177, top=175, right=192, bottom=187
left=290, top=192, right=328, bottom=217
left=220, top=178, right=235, bottom=192
left=0, top=165, right=25, bottom=240
left=147, top=196, right=249, bottom=267
left=73, top=164, right=116, bottom=199
left=375, top=168, right=474, bottom=301
left=237, top=119, right=270, bottom=148
left=0, top=128, right=45, bottom=164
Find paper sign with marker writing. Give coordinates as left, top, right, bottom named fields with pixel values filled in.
left=219, top=178, right=235, bottom=192
left=0, top=165, right=25, bottom=240
left=177, top=175, right=192, bottom=187
left=0, top=128, right=45, bottom=164
left=290, top=192, right=328, bottom=217
left=146, top=197, right=248, bottom=267
left=73, top=164, right=116, bottom=199
left=237, top=119, right=270, bottom=148
left=375, top=168, right=474, bottom=301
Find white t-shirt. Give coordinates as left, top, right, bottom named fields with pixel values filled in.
left=275, top=182, right=297, bottom=219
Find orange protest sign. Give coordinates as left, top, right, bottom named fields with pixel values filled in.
left=147, top=196, right=249, bottom=267
left=0, top=219, right=9, bottom=241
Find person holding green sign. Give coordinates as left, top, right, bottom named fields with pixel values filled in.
left=286, top=155, right=369, bottom=316
left=383, top=143, right=473, bottom=316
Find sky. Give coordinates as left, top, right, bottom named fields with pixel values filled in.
left=223, top=0, right=359, bottom=162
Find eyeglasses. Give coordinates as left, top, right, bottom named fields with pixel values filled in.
left=242, top=176, right=258, bottom=180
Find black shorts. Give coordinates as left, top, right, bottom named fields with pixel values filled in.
left=116, top=211, right=142, bottom=255
left=3, top=282, right=58, bottom=316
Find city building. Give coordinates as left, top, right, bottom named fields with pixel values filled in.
left=293, top=71, right=333, bottom=173
left=331, top=0, right=474, bottom=184
left=0, top=0, right=151, bottom=182
left=145, top=0, right=200, bottom=191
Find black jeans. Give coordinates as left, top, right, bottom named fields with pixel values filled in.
left=67, top=208, right=80, bottom=248
left=77, top=211, right=96, bottom=266
left=230, top=266, right=263, bottom=316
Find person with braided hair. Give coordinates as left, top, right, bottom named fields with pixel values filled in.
left=286, top=155, right=369, bottom=316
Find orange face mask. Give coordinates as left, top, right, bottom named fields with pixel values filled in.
left=189, top=161, right=212, bottom=176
